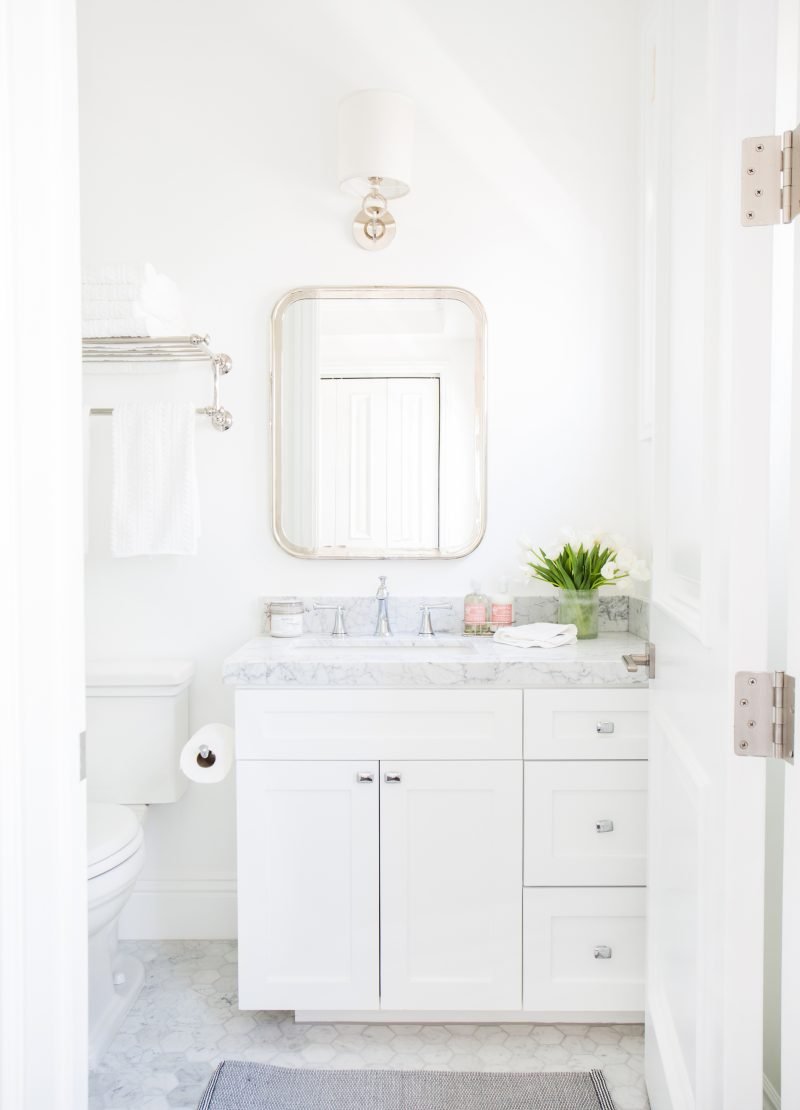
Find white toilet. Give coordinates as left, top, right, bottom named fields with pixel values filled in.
left=85, top=659, right=195, bottom=1068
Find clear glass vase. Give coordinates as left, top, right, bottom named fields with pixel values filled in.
left=558, top=589, right=599, bottom=639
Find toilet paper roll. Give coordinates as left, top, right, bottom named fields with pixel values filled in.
left=179, top=723, right=235, bottom=784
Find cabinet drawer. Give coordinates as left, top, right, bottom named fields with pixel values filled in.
left=236, top=689, right=522, bottom=760
left=523, top=887, right=645, bottom=1013
left=524, top=689, right=649, bottom=760
left=524, top=761, right=647, bottom=886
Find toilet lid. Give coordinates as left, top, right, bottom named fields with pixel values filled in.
left=87, top=803, right=143, bottom=879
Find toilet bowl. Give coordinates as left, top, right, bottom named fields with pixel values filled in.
left=85, top=658, right=194, bottom=1067
left=87, top=802, right=146, bottom=1069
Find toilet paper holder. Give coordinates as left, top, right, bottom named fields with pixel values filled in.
left=197, top=744, right=217, bottom=768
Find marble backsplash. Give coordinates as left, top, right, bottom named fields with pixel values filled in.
left=263, top=593, right=649, bottom=638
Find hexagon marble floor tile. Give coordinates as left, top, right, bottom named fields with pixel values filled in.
left=89, top=941, right=649, bottom=1110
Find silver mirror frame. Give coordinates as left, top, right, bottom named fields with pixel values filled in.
left=271, top=286, right=487, bottom=560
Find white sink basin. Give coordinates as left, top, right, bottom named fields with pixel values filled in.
left=292, top=636, right=476, bottom=654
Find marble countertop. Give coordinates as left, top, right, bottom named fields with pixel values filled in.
left=222, top=632, right=649, bottom=689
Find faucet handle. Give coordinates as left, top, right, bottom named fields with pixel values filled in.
left=418, top=603, right=452, bottom=637
left=313, top=603, right=348, bottom=637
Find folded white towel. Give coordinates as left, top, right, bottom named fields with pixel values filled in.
left=493, top=622, right=578, bottom=648
left=111, top=402, right=200, bottom=557
left=82, top=263, right=185, bottom=338
left=82, top=317, right=148, bottom=339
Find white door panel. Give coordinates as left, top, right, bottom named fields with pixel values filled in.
left=644, top=0, right=781, bottom=1105
left=236, top=761, right=379, bottom=1010
left=379, top=760, right=522, bottom=1011
left=386, top=377, right=439, bottom=549
left=319, top=376, right=439, bottom=551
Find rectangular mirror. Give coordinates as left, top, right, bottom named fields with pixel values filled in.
left=272, top=287, right=486, bottom=559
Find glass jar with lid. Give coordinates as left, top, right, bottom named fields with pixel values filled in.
left=268, top=598, right=304, bottom=638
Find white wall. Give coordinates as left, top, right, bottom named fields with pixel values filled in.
left=77, top=0, right=643, bottom=936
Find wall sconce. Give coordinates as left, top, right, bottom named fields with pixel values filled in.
left=338, top=90, right=414, bottom=251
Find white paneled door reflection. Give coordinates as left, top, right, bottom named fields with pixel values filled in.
left=319, top=377, right=440, bottom=551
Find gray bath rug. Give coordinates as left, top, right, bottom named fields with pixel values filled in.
left=197, top=1060, right=616, bottom=1109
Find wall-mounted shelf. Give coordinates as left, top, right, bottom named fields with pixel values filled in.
left=83, top=333, right=233, bottom=430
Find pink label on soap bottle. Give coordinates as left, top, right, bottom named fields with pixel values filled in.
left=492, top=604, right=513, bottom=626
left=464, top=604, right=486, bottom=623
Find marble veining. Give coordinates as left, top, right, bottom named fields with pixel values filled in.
left=89, top=940, right=649, bottom=1110
left=627, top=597, right=650, bottom=640
left=223, top=631, right=649, bottom=689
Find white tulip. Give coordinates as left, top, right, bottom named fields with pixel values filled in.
left=601, top=561, right=619, bottom=580
left=630, top=559, right=651, bottom=581
left=614, top=546, right=636, bottom=571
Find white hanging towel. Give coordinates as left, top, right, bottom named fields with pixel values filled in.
left=111, top=402, right=200, bottom=557
left=493, top=622, right=578, bottom=648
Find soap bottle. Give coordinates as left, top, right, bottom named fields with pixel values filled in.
left=490, top=581, right=514, bottom=628
left=464, top=582, right=490, bottom=634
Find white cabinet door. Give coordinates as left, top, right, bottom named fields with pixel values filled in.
left=236, top=760, right=379, bottom=1011
left=379, top=760, right=522, bottom=1011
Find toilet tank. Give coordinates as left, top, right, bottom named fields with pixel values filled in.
left=86, top=660, right=195, bottom=804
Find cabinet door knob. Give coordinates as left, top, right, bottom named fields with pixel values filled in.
left=383, top=772, right=402, bottom=784
left=356, top=772, right=374, bottom=784
left=595, top=819, right=615, bottom=833
left=596, top=721, right=615, bottom=734
left=594, top=945, right=613, bottom=960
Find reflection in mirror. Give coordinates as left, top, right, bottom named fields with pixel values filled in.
left=272, top=288, right=486, bottom=559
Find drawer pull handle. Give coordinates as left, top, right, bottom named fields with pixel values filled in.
left=595, top=819, right=615, bottom=833
left=384, top=772, right=402, bottom=784
left=594, top=946, right=613, bottom=960
left=596, top=721, right=615, bottom=734
left=356, top=772, right=374, bottom=784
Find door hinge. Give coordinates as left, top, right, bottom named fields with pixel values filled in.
left=742, top=127, right=800, bottom=226
left=734, top=671, right=795, bottom=762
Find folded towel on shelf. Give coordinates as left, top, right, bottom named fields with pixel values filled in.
left=82, top=263, right=185, bottom=338
left=82, top=317, right=148, bottom=339
left=493, top=622, right=578, bottom=648
left=111, top=402, right=200, bottom=557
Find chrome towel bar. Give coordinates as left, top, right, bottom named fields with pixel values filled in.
left=84, top=333, right=233, bottom=430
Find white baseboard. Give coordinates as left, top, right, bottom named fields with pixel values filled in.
left=763, top=1073, right=781, bottom=1110
left=119, top=877, right=237, bottom=940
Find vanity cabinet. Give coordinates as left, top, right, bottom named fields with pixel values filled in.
left=235, top=686, right=648, bottom=1020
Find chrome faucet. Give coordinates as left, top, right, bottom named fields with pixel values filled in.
left=374, top=576, right=392, bottom=637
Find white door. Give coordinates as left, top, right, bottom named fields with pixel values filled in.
left=236, top=761, right=379, bottom=1010
left=318, top=376, right=440, bottom=550
left=385, top=377, right=440, bottom=550
left=320, top=378, right=388, bottom=550
left=643, top=0, right=786, bottom=1106
left=0, top=2, right=87, bottom=1108
left=379, top=760, right=522, bottom=1011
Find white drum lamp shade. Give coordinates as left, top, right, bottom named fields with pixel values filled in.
left=338, top=90, right=413, bottom=199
